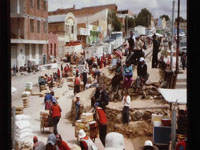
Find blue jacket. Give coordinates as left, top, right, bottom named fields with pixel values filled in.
left=44, top=93, right=53, bottom=103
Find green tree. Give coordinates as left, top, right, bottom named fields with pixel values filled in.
left=136, top=8, right=152, bottom=27
left=160, top=14, right=170, bottom=21
left=125, top=16, right=136, bottom=30
left=107, top=10, right=122, bottom=31
left=175, top=16, right=185, bottom=22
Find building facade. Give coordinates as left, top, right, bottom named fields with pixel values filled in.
left=47, top=32, right=58, bottom=61
left=48, top=13, right=78, bottom=57
left=10, top=0, right=48, bottom=67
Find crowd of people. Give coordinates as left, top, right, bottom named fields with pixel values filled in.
left=31, top=30, right=187, bottom=150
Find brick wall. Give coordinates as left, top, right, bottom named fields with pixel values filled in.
left=48, top=22, right=65, bottom=34
left=47, top=32, right=58, bottom=58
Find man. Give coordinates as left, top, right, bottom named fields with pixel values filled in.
left=134, top=36, right=144, bottom=65
left=98, top=85, right=109, bottom=111
left=78, top=129, right=97, bottom=150
left=74, top=94, right=81, bottom=124
left=176, top=135, right=186, bottom=150
left=137, top=57, right=149, bottom=88
left=33, top=136, right=45, bottom=150
left=44, top=90, right=53, bottom=110
left=152, top=34, right=160, bottom=68
left=74, top=74, right=81, bottom=95
left=122, top=90, right=131, bottom=125
left=55, top=134, right=71, bottom=150
left=128, top=31, right=135, bottom=54
left=81, top=69, right=88, bottom=90
left=91, top=85, right=100, bottom=107
left=46, top=134, right=59, bottom=150
left=49, top=100, right=62, bottom=135
left=94, top=102, right=107, bottom=146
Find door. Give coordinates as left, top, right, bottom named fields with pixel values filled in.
left=11, top=44, right=17, bottom=67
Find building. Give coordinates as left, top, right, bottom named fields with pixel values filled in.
left=48, top=12, right=78, bottom=57
left=10, top=0, right=48, bottom=67
left=134, top=25, right=146, bottom=35
left=47, top=32, right=58, bottom=62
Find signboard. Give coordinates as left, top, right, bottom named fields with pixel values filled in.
left=153, top=126, right=171, bottom=145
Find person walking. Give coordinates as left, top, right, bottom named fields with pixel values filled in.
left=81, top=69, right=88, bottom=90
left=33, top=136, right=45, bottom=150
left=74, top=74, right=81, bottom=95
left=49, top=100, right=62, bottom=135
left=181, top=52, right=187, bottom=70
left=152, top=34, right=160, bottom=68
left=122, top=90, right=131, bottom=125
left=74, top=95, right=81, bottom=125
left=57, top=68, right=61, bottom=81
left=46, top=134, right=59, bottom=150
left=44, top=90, right=53, bottom=110
left=55, top=134, right=71, bottom=150
left=128, top=31, right=135, bottom=54
left=78, top=129, right=98, bottom=150
left=94, top=102, right=107, bottom=146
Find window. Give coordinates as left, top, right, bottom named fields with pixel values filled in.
left=71, top=26, right=74, bottom=34
left=43, top=1, right=47, bottom=10
left=50, top=44, right=52, bottom=55
left=37, top=0, right=40, bottom=10
left=30, top=19, right=34, bottom=32
left=54, top=44, right=56, bottom=57
left=37, top=20, right=40, bottom=33
left=44, top=21, right=47, bottom=33
left=30, top=0, right=34, bottom=8
left=32, top=44, right=36, bottom=58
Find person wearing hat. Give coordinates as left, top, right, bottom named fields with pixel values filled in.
left=49, top=100, right=62, bottom=135
left=78, top=129, right=97, bottom=150
left=94, top=102, right=107, bottom=146
left=139, top=140, right=159, bottom=150
left=44, top=89, right=53, bottom=110
left=134, top=35, right=144, bottom=65
left=81, top=69, right=88, bottom=90
left=176, top=134, right=186, bottom=150
left=111, top=60, right=123, bottom=92
left=46, top=134, right=59, bottom=150
left=33, top=136, right=45, bottom=150
left=136, top=57, right=149, bottom=89
left=105, top=132, right=125, bottom=150
left=55, top=134, right=71, bottom=150
left=152, top=34, right=160, bottom=68
left=73, top=94, right=81, bottom=126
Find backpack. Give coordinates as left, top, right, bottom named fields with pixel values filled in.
left=75, top=77, right=80, bottom=85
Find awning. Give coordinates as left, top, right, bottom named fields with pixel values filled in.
left=158, top=88, right=187, bottom=104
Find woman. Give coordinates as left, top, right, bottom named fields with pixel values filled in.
left=111, top=61, right=123, bottom=92
left=122, top=90, right=131, bottom=125
left=123, top=62, right=133, bottom=89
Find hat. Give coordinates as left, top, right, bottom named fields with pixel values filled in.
left=46, top=89, right=51, bottom=93
left=105, top=132, right=125, bottom=150
left=33, top=136, right=38, bottom=142
left=139, top=57, right=144, bottom=62
left=78, top=129, right=86, bottom=139
left=47, top=134, right=56, bottom=145
left=177, top=134, right=185, bottom=139
left=139, top=140, right=159, bottom=150
left=144, top=140, right=153, bottom=146
left=94, top=102, right=100, bottom=107
left=76, top=94, right=80, bottom=98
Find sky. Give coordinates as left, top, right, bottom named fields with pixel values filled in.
left=48, top=0, right=187, bottom=19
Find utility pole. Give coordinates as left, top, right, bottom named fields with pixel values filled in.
left=170, top=0, right=175, bottom=71
left=173, top=0, right=180, bottom=89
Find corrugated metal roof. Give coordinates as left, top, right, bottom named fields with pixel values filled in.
left=48, top=14, right=66, bottom=23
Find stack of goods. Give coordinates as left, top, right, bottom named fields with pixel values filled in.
left=40, top=84, right=48, bottom=91
left=15, top=114, right=33, bottom=150
left=22, top=97, right=29, bottom=108
left=40, top=110, right=50, bottom=127
left=16, top=107, right=24, bottom=115
left=21, top=91, right=31, bottom=108
left=75, top=112, right=97, bottom=138
left=25, top=82, right=32, bottom=94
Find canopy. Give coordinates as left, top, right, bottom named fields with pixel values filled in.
left=158, top=88, right=187, bottom=104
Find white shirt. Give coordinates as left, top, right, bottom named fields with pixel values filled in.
left=122, top=95, right=131, bottom=107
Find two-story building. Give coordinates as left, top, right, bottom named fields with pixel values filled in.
left=10, top=0, right=48, bottom=67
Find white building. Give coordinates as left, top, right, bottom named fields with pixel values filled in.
left=134, top=25, right=146, bottom=35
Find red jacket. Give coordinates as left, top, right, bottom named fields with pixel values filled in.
left=51, top=104, right=61, bottom=118
left=58, top=141, right=71, bottom=150
left=96, top=108, right=107, bottom=125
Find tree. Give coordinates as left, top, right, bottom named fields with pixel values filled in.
left=175, top=16, right=185, bottom=22
left=136, top=8, right=152, bottom=27
left=107, top=10, right=122, bottom=31
left=160, top=15, right=170, bottom=21
left=125, top=16, right=136, bottom=31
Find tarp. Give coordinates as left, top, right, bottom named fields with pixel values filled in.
left=158, top=88, right=187, bottom=104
